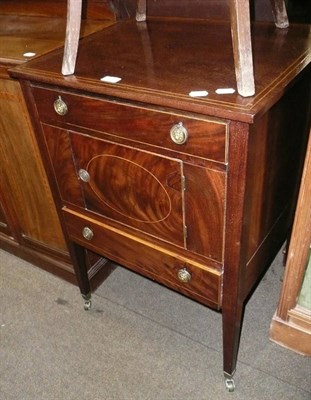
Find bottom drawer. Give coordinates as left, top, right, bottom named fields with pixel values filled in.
left=63, top=208, right=222, bottom=309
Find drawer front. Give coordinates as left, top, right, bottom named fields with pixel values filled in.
left=32, top=86, right=227, bottom=163
left=63, top=208, right=222, bottom=309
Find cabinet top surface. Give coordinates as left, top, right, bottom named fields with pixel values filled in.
left=0, top=15, right=111, bottom=66
left=11, top=18, right=311, bottom=122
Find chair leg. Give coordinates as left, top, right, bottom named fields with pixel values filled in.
left=230, top=0, right=255, bottom=97
left=136, top=0, right=147, bottom=22
left=62, top=0, right=82, bottom=75
left=269, top=0, right=289, bottom=28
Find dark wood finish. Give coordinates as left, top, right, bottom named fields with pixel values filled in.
left=105, top=0, right=289, bottom=22
left=62, top=0, right=288, bottom=96
left=0, top=190, right=13, bottom=237
left=0, top=1, right=114, bottom=283
left=22, top=19, right=311, bottom=122
left=106, top=0, right=230, bottom=21
left=31, top=86, right=228, bottom=164
left=11, top=17, right=311, bottom=388
left=0, top=69, right=71, bottom=278
left=64, top=208, right=222, bottom=308
left=0, top=0, right=114, bottom=20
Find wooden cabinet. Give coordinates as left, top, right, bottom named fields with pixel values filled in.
left=269, top=130, right=311, bottom=356
left=30, top=85, right=226, bottom=307
left=0, top=197, right=13, bottom=237
left=0, top=1, right=114, bottom=282
left=11, top=17, right=311, bottom=390
left=0, top=74, right=69, bottom=272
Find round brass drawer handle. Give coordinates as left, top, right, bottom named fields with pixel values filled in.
left=78, top=169, right=90, bottom=183
left=82, top=227, right=94, bottom=241
left=170, top=122, right=188, bottom=145
left=53, top=96, right=68, bottom=116
left=177, top=267, right=192, bottom=283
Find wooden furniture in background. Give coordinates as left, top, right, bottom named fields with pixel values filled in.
left=0, top=1, right=114, bottom=283
left=62, top=0, right=289, bottom=97
left=269, top=130, right=311, bottom=356
left=12, top=16, right=311, bottom=390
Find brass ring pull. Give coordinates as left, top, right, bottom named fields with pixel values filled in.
left=177, top=267, right=192, bottom=283
left=170, top=122, right=188, bottom=145
left=78, top=169, right=90, bottom=182
left=82, top=227, right=94, bottom=241
left=53, top=96, right=68, bottom=116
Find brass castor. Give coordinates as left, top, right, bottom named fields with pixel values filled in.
left=83, top=299, right=92, bottom=311
left=82, top=293, right=92, bottom=311
left=225, top=377, right=235, bottom=392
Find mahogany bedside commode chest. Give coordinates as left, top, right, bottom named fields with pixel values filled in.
left=11, top=16, right=311, bottom=392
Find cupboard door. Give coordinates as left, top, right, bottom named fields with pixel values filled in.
left=43, top=126, right=186, bottom=247
left=71, top=131, right=186, bottom=247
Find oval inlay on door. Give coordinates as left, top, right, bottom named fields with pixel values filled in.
left=87, top=155, right=172, bottom=223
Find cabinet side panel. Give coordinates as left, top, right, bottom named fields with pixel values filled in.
left=245, top=72, right=311, bottom=264
left=242, top=71, right=311, bottom=297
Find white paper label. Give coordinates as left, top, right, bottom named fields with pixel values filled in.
left=215, top=88, right=235, bottom=94
left=189, top=90, right=209, bottom=98
left=100, top=76, right=122, bottom=84
left=23, top=52, right=36, bottom=58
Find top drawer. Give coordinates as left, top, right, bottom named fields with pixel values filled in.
left=31, top=86, right=227, bottom=163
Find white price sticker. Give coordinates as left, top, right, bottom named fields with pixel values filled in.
left=215, top=88, right=235, bottom=94
left=100, top=76, right=122, bottom=84
left=189, top=90, right=209, bottom=98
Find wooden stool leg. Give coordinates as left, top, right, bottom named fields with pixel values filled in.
left=230, top=0, right=255, bottom=97
left=136, top=0, right=147, bottom=22
left=269, top=0, right=289, bottom=28
left=62, top=0, right=82, bottom=75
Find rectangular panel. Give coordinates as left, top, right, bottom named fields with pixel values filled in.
left=70, top=131, right=186, bottom=247
left=0, top=79, right=67, bottom=251
left=32, top=86, right=227, bottom=163
left=63, top=207, right=222, bottom=309
left=184, top=164, right=226, bottom=262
